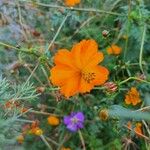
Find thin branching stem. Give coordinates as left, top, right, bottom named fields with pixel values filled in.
left=124, top=125, right=150, bottom=142
left=40, top=135, right=53, bottom=150
left=27, top=1, right=125, bottom=16
left=78, top=130, right=86, bottom=150
left=119, top=77, right=150, bottom=85
left=139, top=24, right=146, bottom=74
left=0, top=41, right=40, bottom=57
left=29, top=110, right=61, bottom=117
left=47, top=13, right=70, bottom=50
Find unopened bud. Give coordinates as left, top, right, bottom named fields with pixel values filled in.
left=104, top=82, right=118, bottom=93
left=99, top=109, right=109, bottom=121
left=102, top=30, right=109, bottom=37
left=36, top=87, right=45, bottom=93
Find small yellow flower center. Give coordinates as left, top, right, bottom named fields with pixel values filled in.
left=81, top=70, right=96, bottom=83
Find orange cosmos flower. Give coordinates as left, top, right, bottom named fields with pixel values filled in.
left=47, top=116, right=60, bottom=126
left=50, top=39, right=109, bottom=98
left=107, top=44, right=122, bottom=55
left=125, top=87, right=141, bottom=106
left=65, top=0, right=80, bottom=7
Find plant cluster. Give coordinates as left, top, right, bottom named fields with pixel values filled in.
left=0, top=0, right=150, bottom=150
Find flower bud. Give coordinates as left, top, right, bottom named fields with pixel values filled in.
left=16, top=135, right=24, bottom=144
left=104, top=82, right=118, bottom=93
left=102, top=30, right=109, bottom=37
left=99, top=109, right=109, bottom=121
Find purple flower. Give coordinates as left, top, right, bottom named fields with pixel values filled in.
left=63, top=112, right=85, bottom=132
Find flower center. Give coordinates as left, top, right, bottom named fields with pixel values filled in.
left=81, top=70, right=96, bottom=83
left=71, top=117, right=78, bottom=124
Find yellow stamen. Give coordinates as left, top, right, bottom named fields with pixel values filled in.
left=82, top=70, right=96, bottom=83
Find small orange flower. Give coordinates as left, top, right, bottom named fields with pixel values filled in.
left=125, top=87, right=141, bottom=106
left=16, top=135, right=24, bottom=144
left=65, top=0, right=80, bottom=7
left=134, top=123, right=143, bottom=136
left=107, top=44, right=122, bottom=55
left=50, top=39, right=109, bottom=98
left=34, top=128, right=43, bottom=136
left=29, top=120, right=41, bottom=135
left=47, top=116, right=60, bottom=126
left=29, top=127, right=43, bottom=136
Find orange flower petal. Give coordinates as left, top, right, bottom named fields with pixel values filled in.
left=71, top=42, right=83, bottom=69
left=65, top=0, right=80, bottom=7
left=71, top=39, right=102, bottom=68
left=125, top=95, right=131, bottom=105
left=79, top=40, right=99, bottom=66
left=85, top=52, right=104, bottom=68
left=50, top=66, right=77, bottom=86
left=79, top=78, right=94, bottom=93
left=60, top=74, right=80, bottom=98
left=54, top=49, right=76, bottom=69
left=91, top=66, right=109, bottom=85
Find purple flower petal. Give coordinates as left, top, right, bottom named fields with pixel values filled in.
left=64, top=116, right=71, bottom=125
left=77, top=122, right=84, bottom=129
left=75, top=112, right=84, bottom=122
left=67, top=124, right=78, bottom=132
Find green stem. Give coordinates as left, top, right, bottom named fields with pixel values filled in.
left=47, top=13, right=70, bottom=50
left=40, top=135, right=53, bottom=150
left=119, top=77, right=150, bottom=85
left=123, top=0, right=131, bottom=60
left=139, top=24, right=146, bottom=74
left=26, top=1, right=125, bottom=16
left=0, top=41, right=40, bottom=57
left=78, top=130, right=86, bottom=150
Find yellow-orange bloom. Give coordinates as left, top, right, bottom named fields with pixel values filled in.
left=47, top=116, right=60, bottom=126
left=134, top=123, right=143, bottom=137
left=50, top=39, right=109, bottom=98
left=107, top=44, right=122, bottom=55
left=34, top=128, right=43, bottom=136
left=16, top=135, right=24, bottom=144
left=125, top=87, right=141, bottom=106
left=65, top=0, right=80, bottom=7
left=28, top=121, right=43, bottom=136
